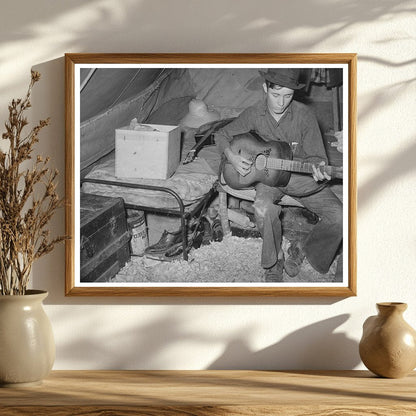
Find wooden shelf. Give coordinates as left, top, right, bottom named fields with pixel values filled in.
left=1, top=370, right=415, bottom=415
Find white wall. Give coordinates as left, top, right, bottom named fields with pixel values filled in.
left=1, top=0, right=415, bottom=370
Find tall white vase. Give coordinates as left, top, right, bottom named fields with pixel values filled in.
left=0, top=290, right=55, bottom=387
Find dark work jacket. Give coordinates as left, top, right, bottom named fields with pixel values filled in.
left=214, top=100, right=328, bottom=165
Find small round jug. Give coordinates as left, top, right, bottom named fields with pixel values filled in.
left=359, top=302, right=416, bottom=378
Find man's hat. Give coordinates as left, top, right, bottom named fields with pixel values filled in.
left=259, top=68, right=305, bottom=90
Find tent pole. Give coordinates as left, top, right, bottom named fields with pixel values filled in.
left=80, top=68, right=96, bottom=92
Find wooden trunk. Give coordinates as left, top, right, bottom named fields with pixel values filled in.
left=80, top=193, right=130, bottom=283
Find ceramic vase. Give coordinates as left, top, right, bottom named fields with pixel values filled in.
left=0, top=290, right=55, bottom=387
left=359, top=302, right=416, bottom=378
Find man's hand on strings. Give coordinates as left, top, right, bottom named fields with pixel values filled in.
left=312, top=161, right=331, bottom=182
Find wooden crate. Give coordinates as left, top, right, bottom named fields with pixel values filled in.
left=80, top=193, right=130, bottom=283
left=115, top=124, right=181, bottom=179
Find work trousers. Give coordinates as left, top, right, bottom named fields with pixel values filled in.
left=253, top=174, right=343, bottom=274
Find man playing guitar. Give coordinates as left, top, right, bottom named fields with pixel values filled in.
left=214, top=68, right=343, bottom=282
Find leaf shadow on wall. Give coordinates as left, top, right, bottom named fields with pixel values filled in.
left=354, top=55, right=416, bottom=210
left=207, top=314, right=360, bottom=370
left=1, top=0, right=412, bottom=52
left=53, top=310, right=217, bottom=369
left=0, top=0, right=414, bottom=96
left=358, top=138, right=416, bottom=210
left=52, top=308, right=359, bottom=371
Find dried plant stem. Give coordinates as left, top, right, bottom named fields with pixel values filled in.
left=0, top=71, right=66, bottom=295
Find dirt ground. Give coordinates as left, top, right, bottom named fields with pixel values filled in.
left=113, top=204, right=342, bottom=284
left=113, top=234, right=340, bottom=284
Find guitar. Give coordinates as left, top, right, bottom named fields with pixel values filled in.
left=221, top=132, right=343, bottom=190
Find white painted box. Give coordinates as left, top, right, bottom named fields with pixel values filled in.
left=115, top=124, right=181, bottom=180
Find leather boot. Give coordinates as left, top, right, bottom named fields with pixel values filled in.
left=145, top=229, right=183, bottom=255
left=264, top=259, right=284, bottom=282
left=284, top=241, right=305, bottom=277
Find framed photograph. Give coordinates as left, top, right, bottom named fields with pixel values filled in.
left=65, top=53, right=356, bottom=296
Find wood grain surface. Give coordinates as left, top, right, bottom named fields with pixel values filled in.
left=1, top=370, right=415, bottom=415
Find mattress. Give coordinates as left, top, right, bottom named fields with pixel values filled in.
left=82, top=147, right=219, bottom=209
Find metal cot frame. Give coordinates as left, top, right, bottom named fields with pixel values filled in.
left=81, top=178, right=217, bottom=261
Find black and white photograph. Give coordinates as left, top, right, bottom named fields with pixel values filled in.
left=65, top=54, right=356, bottom=296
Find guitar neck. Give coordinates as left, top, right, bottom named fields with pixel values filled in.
left=266, top=157, right=342, bottom=179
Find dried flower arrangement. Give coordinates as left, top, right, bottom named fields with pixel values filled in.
left=0, top=71, right=65, bottom=295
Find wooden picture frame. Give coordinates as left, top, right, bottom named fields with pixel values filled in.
left=65, top=53, right=356, bottom=296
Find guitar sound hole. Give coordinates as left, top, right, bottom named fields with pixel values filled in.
left=255, top=154, right=267, bottom=171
